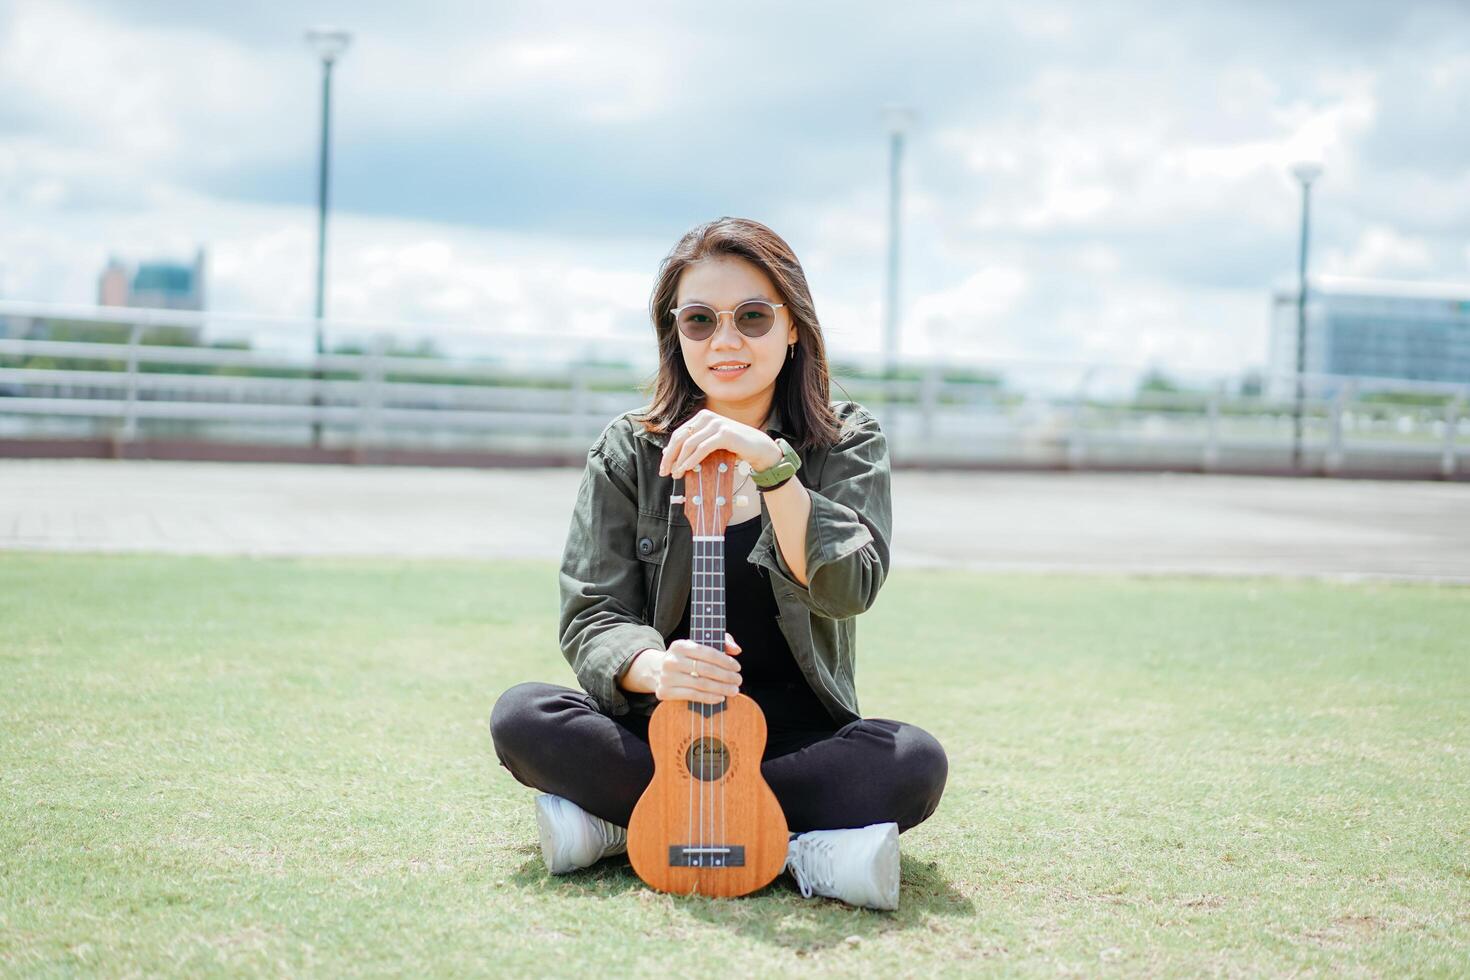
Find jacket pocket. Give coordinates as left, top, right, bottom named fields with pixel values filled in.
left=634, top=511, right=667, bottom=624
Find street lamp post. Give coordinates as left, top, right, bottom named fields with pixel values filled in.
left=305, top=26, right=351, bottom=449
left=1289, top=161, right=1322, bottom=472
left=880, top=105, right=917, bottom=383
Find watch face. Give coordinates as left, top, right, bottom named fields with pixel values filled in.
left=779, top=438, right=800, bottom=469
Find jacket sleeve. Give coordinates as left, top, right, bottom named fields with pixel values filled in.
left=557, top=436, right=666, bottom=716
left=755, top=411, right=892, bottom=620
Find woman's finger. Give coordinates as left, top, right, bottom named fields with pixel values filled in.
left=671, top=429, right=728, bottom=478
left=669, top=440, right=700, bottom=478
left=670, top=649, right=738, bottom=686
left=679, top=659, right=739, bottom=686
left=724, top=632, right=742, bottom=655
left=692, top=669, right=741, bottom=697
left=686, top=642, right=740, bottom=675
left=672, top=675, right=739, bottom=697
left=680, top=433, right=718, bottom=477
left=661, top=416, right=710, bottom=475
left=659, top=683, right=734, bottom=704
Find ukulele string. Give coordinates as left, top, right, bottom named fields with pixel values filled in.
left=710, top=483, right=716, bottom=860
left=687, top=469, right=695, bottom=862
left=713, top=460, right=722, bottom=861
left=720, top=458, right=727, bottom=860
left=709, top=460, right=718, bottom=862
left=707, top=462, right=715, bottom=859
left=697, top=465, right=707, bottom=859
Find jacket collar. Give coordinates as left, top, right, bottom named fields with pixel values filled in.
left=760, top=401, right=791, bottom=440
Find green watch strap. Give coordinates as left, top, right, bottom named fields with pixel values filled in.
left=751, top=437, right=800, bottom=488
left=756, top=472, right=794, bottom=493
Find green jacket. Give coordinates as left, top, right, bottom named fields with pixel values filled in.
left=557, top=399, right=892, bottom=724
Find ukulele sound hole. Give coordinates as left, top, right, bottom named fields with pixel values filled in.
left=685, top=736, right=730, bottom=781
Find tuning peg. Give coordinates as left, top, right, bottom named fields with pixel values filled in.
left=670, top=494, right=685, bottom=503
left=735, top=495, right=749, bottom=507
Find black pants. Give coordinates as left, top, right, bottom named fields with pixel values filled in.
left=489, top=682, right=947, bottom=834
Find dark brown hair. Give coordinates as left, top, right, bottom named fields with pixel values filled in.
left=633, top=216, right=844, bottom=451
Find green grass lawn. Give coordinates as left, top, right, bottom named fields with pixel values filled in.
left=2, top=553, right=1466, bottom=977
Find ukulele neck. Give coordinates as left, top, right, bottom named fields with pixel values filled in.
left=691, top=532, right=726, bottom=650
left=676, top=450, right=741, bottom=720
left=690, top=531, right=728, bottom=717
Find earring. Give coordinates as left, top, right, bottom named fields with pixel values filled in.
left=788, top=343, right=796, bottom=360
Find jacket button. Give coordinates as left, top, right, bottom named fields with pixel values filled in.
left=638, top=536, right=654, bottom=555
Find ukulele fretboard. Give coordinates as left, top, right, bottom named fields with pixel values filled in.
left=690, top=534, right=726, bottom=653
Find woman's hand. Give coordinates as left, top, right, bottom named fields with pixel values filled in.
left=659, top=410, right=783, bottom=478
left=622, top=632, right=743, bottom=704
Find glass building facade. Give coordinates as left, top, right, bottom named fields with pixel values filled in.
left=1268, top=276, right=1470, bottom=398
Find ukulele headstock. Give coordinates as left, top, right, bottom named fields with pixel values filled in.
left=678, top=449, right=740, bottom=536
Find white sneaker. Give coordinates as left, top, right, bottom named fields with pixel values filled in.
left=534, top=793, right=627, bottom=875
left=784, top=822, right=900, bottom=911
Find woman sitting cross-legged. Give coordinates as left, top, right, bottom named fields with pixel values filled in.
left=489, top=216, right=947, bottom=910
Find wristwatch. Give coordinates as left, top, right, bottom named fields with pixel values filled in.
left=752, top=437, right=800, bottom=492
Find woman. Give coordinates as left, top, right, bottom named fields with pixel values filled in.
left=489, top=217, right=946, bottom=910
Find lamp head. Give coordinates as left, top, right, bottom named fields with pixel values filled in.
left=305, top=26, right=352, bottom=64
left=879, top=104, right=919, bottom=135
left=1290, top=161, right=1324, bottom=185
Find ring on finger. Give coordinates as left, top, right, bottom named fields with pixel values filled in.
left=690, top=665, right=700, bottom=679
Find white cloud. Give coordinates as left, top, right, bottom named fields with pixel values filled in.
left=2, top=0, right=1469, bottom=386
left=1324, top=226, right=1435, bottom=278
left=0, top=2, right=306, bottom=175
left=0, top=188, right=665, bottom=365
left=938, top=63, right=1380, bottom=239
left=354, top=30, right=680, bottom=130
left=909, top=266, right=1030, bottom=358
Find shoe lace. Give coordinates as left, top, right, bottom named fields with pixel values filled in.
left=592, top=814, right=627, bottom=854
left=787, top=836, right=836, bottom=899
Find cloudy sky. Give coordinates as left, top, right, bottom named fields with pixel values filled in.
left=1, top=0, right=1467, bottom=378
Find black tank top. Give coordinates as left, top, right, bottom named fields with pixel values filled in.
left=666, top=515, right=833, bottom=737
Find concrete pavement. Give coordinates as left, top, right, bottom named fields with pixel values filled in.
left=3, top=460, right=1468, bottom=582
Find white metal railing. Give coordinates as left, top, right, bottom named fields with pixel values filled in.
left=2, top=301, right=1467, bottom=475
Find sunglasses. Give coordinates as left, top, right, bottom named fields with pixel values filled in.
left=669, top=300, right=786, bottom=341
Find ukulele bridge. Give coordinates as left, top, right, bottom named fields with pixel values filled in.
left=668, top=845, right=746, bottom=868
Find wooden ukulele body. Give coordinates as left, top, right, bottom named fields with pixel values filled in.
left=627, top=693, right=789, bottom=897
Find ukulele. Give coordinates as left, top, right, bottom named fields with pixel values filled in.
left=626, top=448, right=789, bottom=897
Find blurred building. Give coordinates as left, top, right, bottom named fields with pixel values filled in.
left=97, top=258, right=131, bottom=306
left=1268, top=275, right=1470, bottom=398
left=98, top=248, right=207, bottom=311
